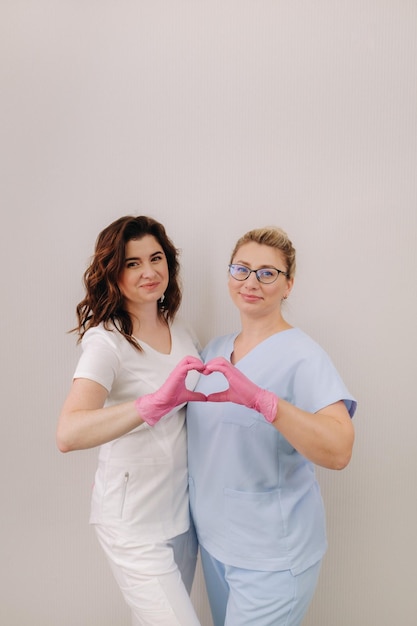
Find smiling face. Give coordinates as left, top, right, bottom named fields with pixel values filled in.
left=117, top=235, right=169, bottom=311
left=228, top=241, right=294, bottom=319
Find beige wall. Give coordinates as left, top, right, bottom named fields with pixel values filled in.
left=1, top=2, right=417, bottom=624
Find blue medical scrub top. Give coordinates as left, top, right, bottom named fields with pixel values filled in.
left=187, top=328, right=356, bottom=575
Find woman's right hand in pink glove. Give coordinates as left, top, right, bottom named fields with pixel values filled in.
left=134, top=355, right=207, bottom=426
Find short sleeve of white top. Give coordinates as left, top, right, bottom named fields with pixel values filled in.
left=187, top=328, right=357, bottom=575
left=73, top=317, right=202, bottom=543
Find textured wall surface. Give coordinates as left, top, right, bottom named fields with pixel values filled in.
left=1, top=2, right=416, bottom=624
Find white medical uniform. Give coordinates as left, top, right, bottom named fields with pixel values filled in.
left=73, top=318, right=202, bottom=626
left=187, top=328, right=357, bottom=626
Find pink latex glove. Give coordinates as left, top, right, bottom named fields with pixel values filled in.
left=134, top=355, right=207, bottom=426
left=204, top=357, right=279, bottom=423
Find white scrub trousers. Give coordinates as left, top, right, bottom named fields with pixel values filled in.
left=95, top=525, right=200, bottom=626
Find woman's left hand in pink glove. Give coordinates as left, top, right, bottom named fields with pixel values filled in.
left=135, top=355, right=207, bottom=426
left=204, top=357, right=279, bottom=423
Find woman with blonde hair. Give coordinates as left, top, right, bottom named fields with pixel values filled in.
left=187, top=226, right=357, bottom=626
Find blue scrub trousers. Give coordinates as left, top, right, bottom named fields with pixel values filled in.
left=200, top=546, right=321, bottom=626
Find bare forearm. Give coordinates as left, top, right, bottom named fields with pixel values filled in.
left=272, top=399, right=355, bottom=470
left=56, top=402, right=143, bottom=452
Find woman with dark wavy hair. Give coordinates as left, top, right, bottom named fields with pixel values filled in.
left=57, top=215, right=204, bottom=626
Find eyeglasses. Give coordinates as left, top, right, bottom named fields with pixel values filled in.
left=229, top=264, right=289, bottom=284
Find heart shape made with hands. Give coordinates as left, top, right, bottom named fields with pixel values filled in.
left=186, top=362, right=229, bottom=396
left=185, top=356, right=278, bottom=423
left=137, top=355, right=277, bottom=426
left=186, top=357, right=255, bottom=405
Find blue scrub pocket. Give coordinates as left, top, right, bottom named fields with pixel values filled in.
left=224, top=487, right=288, bottom=558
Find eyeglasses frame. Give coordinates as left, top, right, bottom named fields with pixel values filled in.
left=228, top=263, right=290, bottom=284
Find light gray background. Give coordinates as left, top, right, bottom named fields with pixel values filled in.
left=1, top=1, right=416, bottom=625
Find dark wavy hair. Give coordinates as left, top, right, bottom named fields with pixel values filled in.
left=73, top=215, right=182, bottom=351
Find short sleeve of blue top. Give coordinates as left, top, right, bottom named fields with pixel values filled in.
left=186, top=328, right=357, bottom=576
